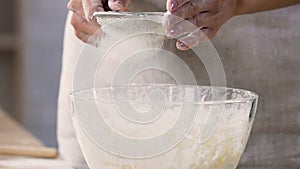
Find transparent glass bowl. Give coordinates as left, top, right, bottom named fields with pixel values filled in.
left=70, top=84, right=258, bottom=169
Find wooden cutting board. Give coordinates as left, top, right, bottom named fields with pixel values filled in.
left=0, top=109, right=57, bottom=158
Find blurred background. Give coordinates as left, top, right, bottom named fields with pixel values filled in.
left=0, top=0, right=299, bottom=168
left=0, top=0, right=68, bottom=147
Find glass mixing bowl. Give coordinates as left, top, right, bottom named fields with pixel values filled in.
left=70, top=11, right=258, bottom=169
left=70, top=84, right=258, bottom=169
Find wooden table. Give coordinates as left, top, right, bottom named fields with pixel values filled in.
left=0, top=109, right=72, bottom=169
left=0, top=155, right=72, bottom=169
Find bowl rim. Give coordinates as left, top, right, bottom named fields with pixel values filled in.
left=70, top=84, right=258, bottom=105
left=93, top=11, right=165, bottom=19
left=93, top=11, right=166, bottom=25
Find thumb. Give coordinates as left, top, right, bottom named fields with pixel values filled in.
left=108, top=0, right=132, bottom=11
left=82, top=0, right=104, bottom=22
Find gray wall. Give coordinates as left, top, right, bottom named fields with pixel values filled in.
left=19, top=0, right=69, bottom=147
left=213, top=5, right=300, bottom=168
left=0, top=0, right=16, bottom=116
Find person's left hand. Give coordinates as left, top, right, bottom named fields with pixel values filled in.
left=165, top=0, right=238, bottom=50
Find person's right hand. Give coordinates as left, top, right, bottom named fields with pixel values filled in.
left=68, top=0, right=131, bottom=43
left=165, top=0, right=238, bottom=51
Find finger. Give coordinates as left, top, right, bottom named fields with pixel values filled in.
left=166, top=0, right=190, bottom=12
left=70, top=12, right=100, bottom=35
left=86, top=30, right=103, bottom=46
left=67, top=0, right=85, bottom=17
left=82, top=0, right=105, bottom=22
left=74, top=29, right=101, bottom=46
left=166, top=2, right=208, bottom=27
left=167, top=12, right=210, bottom=38
left=108, top=0, right=132, bottom=11
left=176, top=28, right=210, bottom=50
left=74, top=29, right=90, bottom=43
left=203, top=27, right=219, bottom=39
left=75, top=26, right=103, bottom=46
left=173, top=0, right=208, bottom=18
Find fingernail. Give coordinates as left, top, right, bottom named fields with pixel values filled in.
left=115, top=0, right=124, bottom=9
left=179, top=41, right=187, bottom=48
left=170, top=0, right=177, bottom=11
left=169, top=28, right=178, bottom=37
left=115, top=0, right=124, bottom=6
left=170, top=29, right=176, bottom=35
left=109, top=0, right=124, bottom=10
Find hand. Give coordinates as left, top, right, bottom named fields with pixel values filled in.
left=165, top=0, right=238, bottom=50
left=68, top=0, right=131, bottom=43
